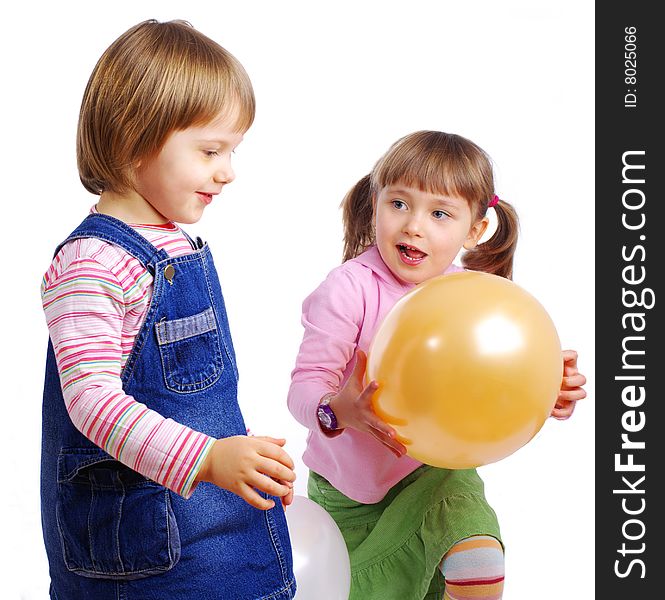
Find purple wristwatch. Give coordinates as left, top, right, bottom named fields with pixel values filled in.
left=317, top=394, right=338, bottom=432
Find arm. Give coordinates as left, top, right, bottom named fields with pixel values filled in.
left=286, top=269, right=362, bottom=430
left=42, top=254, right=214, bottom=498
left=550, top=349, right=587, bottom=420
left=43, top=251, right=295, bottom=505
left=287, top=268, right=405, bottom=456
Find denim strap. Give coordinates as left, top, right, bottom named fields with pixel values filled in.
left=54, top=213, right=170, bottom=273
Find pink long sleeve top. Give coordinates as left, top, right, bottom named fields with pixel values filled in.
left=287, top=246, right=463, bottom=503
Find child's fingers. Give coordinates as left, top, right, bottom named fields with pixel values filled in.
left=353, top=350, right=367, bottom=373
left=257, top=457, right=296, bottom=484
left=269, top=483, right=294, bottom=511
left=253, top=436, right=287, bottom=447
left=251, top=438, right=295, bottom=469
left=368, top=424, right=406, bottom=457
left=563, top=373, right=586, bottom=389
left=364, top=408, right=395, bottom=439
left=558, top=387, right=586, bottom=403
left=360, top=380, right=379, bottom=399
left=364, top=407, right=407, bottom=455
left=237, top=483, right=276, bottom=510
left=551, top=402, right=576, bottom=420
left=281, top=486, right=294, bottom=510
left=353, top=349, right=368, bottom=378
left=250, top=473, right=293, bottom=498
left=562, top=349, right=578, bottom=364
left=562, top=361, right=580, bottom=376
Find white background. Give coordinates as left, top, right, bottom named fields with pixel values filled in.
left=0, top=1, right=594, bottom=598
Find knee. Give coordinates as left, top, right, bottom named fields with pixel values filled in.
left=440, top=535, right=504, bottom=579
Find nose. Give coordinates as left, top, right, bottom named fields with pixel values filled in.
left=213, top=156, right=235, bottom=184
left=402, top=213, right=423, bottom=237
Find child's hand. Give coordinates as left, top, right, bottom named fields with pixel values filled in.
left=196, top=436, right=296, bottom=510
left=550, top=349, right=587, bottom=420
left=279, top=481, right=295, bottom=510
left=328, top=350, right=407, bottom=458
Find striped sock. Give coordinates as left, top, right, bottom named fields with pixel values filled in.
left=440, top=535, right=504, bottom=600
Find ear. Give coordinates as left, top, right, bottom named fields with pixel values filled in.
left=463, top=216, right=489, bottom=250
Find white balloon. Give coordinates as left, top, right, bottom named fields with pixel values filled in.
left=285, top=495, right=351, bottom=599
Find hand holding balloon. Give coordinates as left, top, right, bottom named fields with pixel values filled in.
left=367, top=271, right=567, bottom=469
left=325, top=351, right=407, bottom=458
left=550, top=349, right=587, bottom=420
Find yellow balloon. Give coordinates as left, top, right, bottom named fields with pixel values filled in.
left=367, top=271, right=562, bottom=469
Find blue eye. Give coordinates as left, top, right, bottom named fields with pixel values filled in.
left=392, top=199, right=407, bottom=210
left=432, top=210, right=448, bottom=220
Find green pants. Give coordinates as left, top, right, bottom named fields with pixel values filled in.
left=308, top=466, right=502, bottom=600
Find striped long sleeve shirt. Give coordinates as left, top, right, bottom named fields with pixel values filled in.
left=41, top=216, right=215, bottom=498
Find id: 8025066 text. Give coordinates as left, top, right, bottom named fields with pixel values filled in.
left=624, top=26, right=637, bottom=108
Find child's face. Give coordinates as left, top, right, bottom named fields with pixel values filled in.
left=374, top=184, right=488, bottom=285
left=133, top=114, right=245, bottom=224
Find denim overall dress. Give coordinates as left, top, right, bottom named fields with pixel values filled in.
left=41, top=213, right=295, bottom=600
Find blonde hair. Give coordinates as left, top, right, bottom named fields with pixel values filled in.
left=77, top=19, right=255, bottom=195
left=341, top=130, right=519, bottom=279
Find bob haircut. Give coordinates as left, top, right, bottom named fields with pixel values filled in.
left=77, top=19, right=255, bottom=195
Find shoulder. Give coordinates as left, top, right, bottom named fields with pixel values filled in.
left=42, top=237, right=140, bottom=297
left=300, top=258, right=377, bottom=329
left=308, top=255, right=378, bottom=305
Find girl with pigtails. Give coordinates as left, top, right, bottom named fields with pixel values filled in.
left=288, top=130, right=586, bottom=599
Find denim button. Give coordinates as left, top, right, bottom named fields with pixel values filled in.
left=164, top=264, right=175, bottom=284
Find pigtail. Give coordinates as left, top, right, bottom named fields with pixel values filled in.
left=341, top=174, right=375, bottom=262
left=462, top=198, right=519, bottom=280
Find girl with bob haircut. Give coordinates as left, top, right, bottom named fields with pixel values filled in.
left=288, top=130, right=586, bottom=599
left=41, top=19, right=296, bottom=600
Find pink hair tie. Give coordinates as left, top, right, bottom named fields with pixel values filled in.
left=488, top=194, right=500, bottom=208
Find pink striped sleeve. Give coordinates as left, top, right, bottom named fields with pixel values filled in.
left=42, top=238, right=214, bottom=498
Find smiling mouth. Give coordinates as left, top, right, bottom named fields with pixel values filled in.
left=397, top=244, right=427, bottom=263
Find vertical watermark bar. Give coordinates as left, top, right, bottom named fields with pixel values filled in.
left=596, top=2, right=663, bottom=597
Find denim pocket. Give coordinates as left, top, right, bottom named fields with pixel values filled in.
left=155, top=307, right=224, bottom=393
left=56, top=447, right=181, bottom=580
